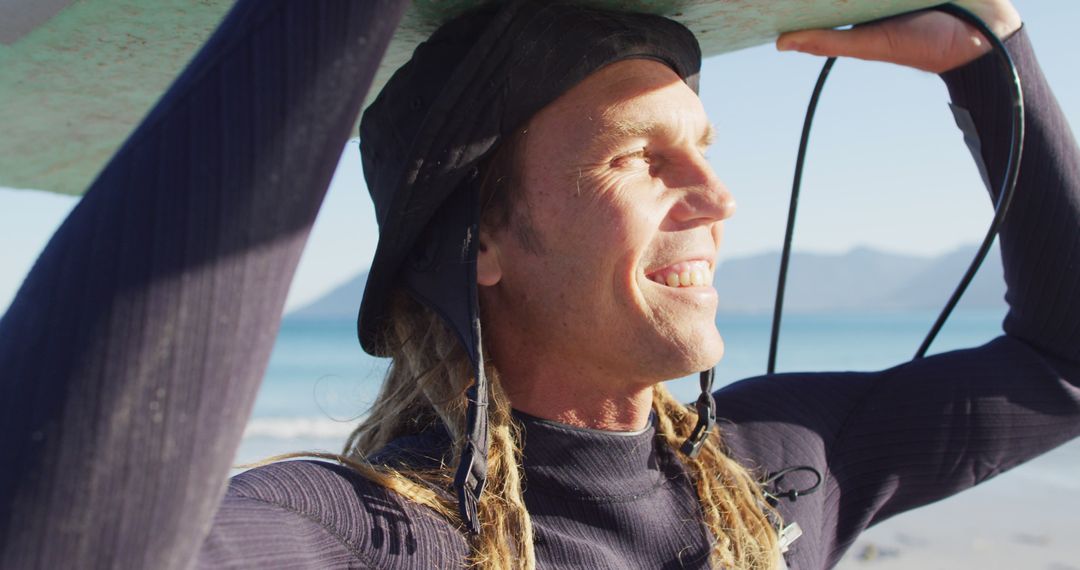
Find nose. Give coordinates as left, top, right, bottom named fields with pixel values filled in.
left=664, top=151, right=736, bottom=225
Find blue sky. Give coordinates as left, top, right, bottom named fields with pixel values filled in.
left=1, top=1, right=1076, bottom=314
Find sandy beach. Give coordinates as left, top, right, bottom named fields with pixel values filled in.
left=834, top=438, right=1080, bottom=570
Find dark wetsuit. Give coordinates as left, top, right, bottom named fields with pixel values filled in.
left=1, top=1, right=1077, bottom=567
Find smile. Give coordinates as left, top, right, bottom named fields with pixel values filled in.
left=645, top=260, right=713, bottom=288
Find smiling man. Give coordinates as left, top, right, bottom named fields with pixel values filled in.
left=478, top=58, right=732, bottom=430
left=2, top=0, right=1077, bottom=569
left=246, top=0, right=1080, bottom=568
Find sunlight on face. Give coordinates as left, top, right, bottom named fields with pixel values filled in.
left=480, top=59, right=735, bottom=388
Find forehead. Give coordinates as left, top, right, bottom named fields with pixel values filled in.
left=528, top=58, right=706, bottom=140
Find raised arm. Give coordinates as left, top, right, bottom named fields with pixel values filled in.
left=0, top=2, right=405, bottom=568
left=716, top=7, right=1080, bottom=568
left=940, top=32, right=1079, bottom=363
left=820, top=26, right=1080, bottom=550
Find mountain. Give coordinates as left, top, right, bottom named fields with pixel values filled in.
left=288, top=270, right=368, bottom=319
left=714, top=246, right=929, bottom=313
left=716, top=244, right=1005, bottom=314
left=286, top=245, right=1007, bottom=319
left=865, top=245, right=1005, bottom=312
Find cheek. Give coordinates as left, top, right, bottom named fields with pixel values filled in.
left=527, top=168, right=666, bottom=297
left=593, top=184, right=668, bottom=303
left=588, top=174, right=657, bottom=245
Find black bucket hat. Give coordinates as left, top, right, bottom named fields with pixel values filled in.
left=357, top=0, right=704, bottom=533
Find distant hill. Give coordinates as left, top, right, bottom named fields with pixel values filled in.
left=868, top=245, right=1005, bottom=312
left=288, top=270, right=368, bottom=319
left=716, top=244, right=1005, bottom=314
left=714, top=246, right=929, bottom=313
left=286, top=245, right=1006, bottom=319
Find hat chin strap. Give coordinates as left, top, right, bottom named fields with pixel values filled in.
left=453, top=318, right=489, bottom=535
left=680, top=367, right=717, bottom=458
left=453, top=381, right=488, bottom=534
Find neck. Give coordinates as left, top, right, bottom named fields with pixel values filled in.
left=481, top=298, right=659, bottom=432
left=497, top=362, right=654, bottom=432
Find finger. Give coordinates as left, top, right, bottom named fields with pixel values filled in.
left=953, top=0, right=1022, bottom=39
left=776, top=26, right=895, bottom=61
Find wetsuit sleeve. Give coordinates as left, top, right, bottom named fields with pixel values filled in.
left=715, top=27, right=1080, bottom=568
left=0, top=2, right=405, bottom=568
left=199, top=497, right=371, bottom=569
left=941, top=28, right=1079, bottom=362
left=197, top=460, right=469, bottom=569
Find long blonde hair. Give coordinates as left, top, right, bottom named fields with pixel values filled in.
left=330, top=292, right=780, bottom=569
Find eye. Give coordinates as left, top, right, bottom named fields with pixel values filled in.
left=610, top=149, right=650, bottom=169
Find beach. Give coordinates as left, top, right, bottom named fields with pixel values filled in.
left=834, top=437, right=1080, bottom=569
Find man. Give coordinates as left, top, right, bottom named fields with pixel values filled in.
left=2, top=0, right=1076, bottom=569
left=287, top=0, right=1076, bottom=568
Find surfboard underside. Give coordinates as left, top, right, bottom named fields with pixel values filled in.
left=0, top=0, right=940, bottom=196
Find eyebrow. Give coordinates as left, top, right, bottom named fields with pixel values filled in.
left=595, top=119, right=717, bottom=150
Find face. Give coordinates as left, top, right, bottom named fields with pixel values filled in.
left=479, top=59, right=734, bottom=387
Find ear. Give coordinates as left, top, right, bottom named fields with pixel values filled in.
left=477, top=228, right=503, bottom=287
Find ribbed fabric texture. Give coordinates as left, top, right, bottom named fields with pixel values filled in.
left=203, top=461, right=469, bottom=568
left=206, top=415, right=715, bottom=569
left=516, top=413, right=713, bottom=568
left=0, top=2, right=406, bottom=569
left=1, top=22, right=1076, bottom=570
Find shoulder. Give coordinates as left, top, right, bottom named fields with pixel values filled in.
left=712, top=371, right=880, bottom=476
left=205, top=460, right=468, bottom=569
left=714, top=370, right=878, bottom=438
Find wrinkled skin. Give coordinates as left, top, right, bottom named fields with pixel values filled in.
left=479, top=59, right=731, bottom=430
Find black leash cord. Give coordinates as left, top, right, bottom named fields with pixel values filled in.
left=913, top=3, right=1024, bottom=359
left=767, top=56, right=836, bottom=376
left=767, top=3, right=1024, bottom=373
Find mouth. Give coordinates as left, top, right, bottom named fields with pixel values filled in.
left=644, top=260, right=714, bottom=288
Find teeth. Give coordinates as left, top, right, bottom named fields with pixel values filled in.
left=647, top=261, right=713, bottom=289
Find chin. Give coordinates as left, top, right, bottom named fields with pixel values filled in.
left=689, top=330, right=725, bottom=371
left=655, top=323, right=724, bottom=379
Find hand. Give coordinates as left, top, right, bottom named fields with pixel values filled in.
left=775, top=0, right=1022, bottom=73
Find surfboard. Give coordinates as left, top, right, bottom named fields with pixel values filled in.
left=0, top=0, right=941, bottom=196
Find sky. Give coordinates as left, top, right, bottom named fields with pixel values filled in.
left=1, top=1, right=1077, bottom=314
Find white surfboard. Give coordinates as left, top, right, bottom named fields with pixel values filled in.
left=0, top=0, right=941, bottom=196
